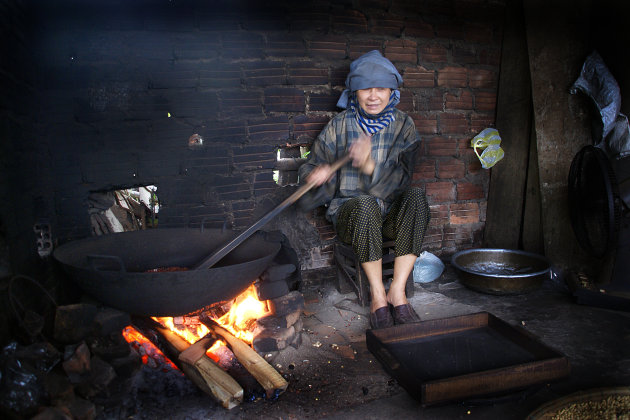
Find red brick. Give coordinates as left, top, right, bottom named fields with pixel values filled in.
left=203, top=119, right=247, bottom=142
left=426, top=181, right=455, bottom=203
left=402, top=66, right=434, bottom=88
left=217, top=182, right=251, bottom=201
left=309, top=92, right=339, bottom=112
left=452, top=46, right=477, bottom=64
left=422, top=228, right=444, bottom=252
left=457, top=182, right=485, bottom=200
left=384, top=39, right=417, bottom=63
left=288, top=62, right=328, bottom=85
left=289, top=12, right=329, bottom=32
left=248, top=116, right=290, bottom=143
left=233, top=145, right=276, bottom=170
left=264, top=88, right=305, bottom=112
left=474, top=91, right=496, bottom=112
left=427, top=136, right=457, bottom=156
left=480, top=48, right=501, bottom=66
left=348, top=41, right=383, bottom=59
left=173, top=36, right=221, bottom=61
left=449, top=202, right=480, bottom=224
left=404, top=20, right=434, bottom=38
left=371, top=17, right=404, bottom=36
left=426, top=90, right=444, bottom=111
left=429, top=204, right=449, bottom=227
left=391, top=93, right=409, bottom=113
left=242, top=14, right=289, bottom=32
left=464, top=148, right=483, bottom=173
left=470, top=113, right=496, bottom=133
left=244, top=61, right=286, bottom=86
left=411, top=113, right=438, bottom=135
left=310, top=36, right=347, bottom=59
left=222, top=32, right=264, bottom=59
left=445, top=90, right=473, bottom=110
left=435, top=23, right=465, bottom=40
left=443, top=225, right=475, bottom=250
left=294, top=115, right=329, bottom=140
left=221, top=90, right=263, bottom=115
left=437, top=67, right=467, bottom=88
left=332, top=10, right=368, bottom=33
left=439, top=113, right=469, bottom=134
left=331, top=67, right=349, bottom=87
left=469, top=68, right=497, bottom=89
left=420, top=44, right=448, bottom=64
left=438, top=158, right=466, bottom=179
left=464, top=22, right=494, bottom=44
left=199, top=62, right=241, bottom=88
left=414, top=159, right=436, bottom=180
left=266, top=35, right=307, bottom=57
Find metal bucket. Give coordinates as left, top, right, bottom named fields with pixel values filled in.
left=451, top=248, right=551, bottom=295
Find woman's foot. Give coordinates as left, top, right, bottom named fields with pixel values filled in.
left=369, top=306, right=394, bottom=329
left=391, top=303, right=421, bottom=325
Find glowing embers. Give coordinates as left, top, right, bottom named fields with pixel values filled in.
left=121, top=325, right=180, bottom=373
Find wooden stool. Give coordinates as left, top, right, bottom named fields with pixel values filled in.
left=334, top=240, right=415, bottom=307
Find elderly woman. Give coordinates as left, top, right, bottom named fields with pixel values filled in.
left=298, top=50, right=430, bottom=329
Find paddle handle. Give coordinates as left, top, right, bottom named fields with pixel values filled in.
left=193, top=155, right=351, bottom=270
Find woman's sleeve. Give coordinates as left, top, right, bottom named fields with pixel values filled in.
left=367, top=116, right=420, bottom=204
left=296, top=121, right=339, bottom=211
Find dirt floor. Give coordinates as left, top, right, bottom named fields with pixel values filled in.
left=100, top=263, right=630, bottom=419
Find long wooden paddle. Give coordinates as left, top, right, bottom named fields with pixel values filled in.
left=192, top=155, right=350, bottom=270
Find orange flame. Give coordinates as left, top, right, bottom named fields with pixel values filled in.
left=151, top=284, right=269, bottom=360
left=215, top=284, right=269, bottom=343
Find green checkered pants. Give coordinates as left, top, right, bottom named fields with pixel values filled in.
left=335, top=188, right=431, bottom=263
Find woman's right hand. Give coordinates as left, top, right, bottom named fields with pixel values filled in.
left=305, top=164, right=334, bottom=187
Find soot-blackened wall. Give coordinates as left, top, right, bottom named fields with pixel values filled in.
left=1, top=0, right=504, bottom=277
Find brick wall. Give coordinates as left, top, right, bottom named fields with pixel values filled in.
left=9, top=0, right=504, bottom=275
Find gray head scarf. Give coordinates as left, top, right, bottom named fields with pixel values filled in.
left=336, top=50, right=403, bottom=109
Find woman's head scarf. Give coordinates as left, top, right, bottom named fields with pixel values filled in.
left=336, top=50, right=403, bottom=110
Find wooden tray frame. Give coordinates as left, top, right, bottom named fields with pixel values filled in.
left=366, top=312, right=570, bottom=406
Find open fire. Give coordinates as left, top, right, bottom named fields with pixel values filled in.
left=122, top=284, right=270, bottom=367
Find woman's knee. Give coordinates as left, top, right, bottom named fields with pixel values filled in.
left=350, top=195, right=381, bottom=217
left=404, top=188, right=428, bottom=208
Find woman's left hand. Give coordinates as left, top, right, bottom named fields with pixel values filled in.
left=349, top=133, right=375, bottom=175
left=348, top=134, right=374, bottom=175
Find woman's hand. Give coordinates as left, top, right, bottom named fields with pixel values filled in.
left=349, top=133, right=375, bottom=175
left=305, top=164, right=334, bottom=187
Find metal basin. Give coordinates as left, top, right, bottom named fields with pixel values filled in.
left=451, top=248, right=551, bottom=295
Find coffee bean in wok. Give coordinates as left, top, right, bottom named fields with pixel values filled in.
left=145, top=266, right=189, bottom=272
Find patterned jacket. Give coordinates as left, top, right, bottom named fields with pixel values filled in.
left=298, top=107, right=420, bottom=224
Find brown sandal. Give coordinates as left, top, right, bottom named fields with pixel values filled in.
left=392, top=303, right=421, bottom=325
left=369, top=306, right=394, bottom=329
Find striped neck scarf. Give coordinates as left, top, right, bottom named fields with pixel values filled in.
left=350, top=91, right=399, bottom=135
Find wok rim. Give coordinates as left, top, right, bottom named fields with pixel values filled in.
left=450, top=248, right=551, bottom=279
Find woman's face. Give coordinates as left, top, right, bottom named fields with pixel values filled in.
left=356, top=87, right=392, bottom=115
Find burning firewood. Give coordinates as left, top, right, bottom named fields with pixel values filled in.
left=131, top=317, right=243, bottom=409
left=199, top=315, right=288, bottom=399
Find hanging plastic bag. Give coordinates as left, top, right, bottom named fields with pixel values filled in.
left=413, top=251, right=445, bottom=283
left=471, top=128, right=504, bottom=169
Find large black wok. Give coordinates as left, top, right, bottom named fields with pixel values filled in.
left=53, top=228, right=280, bottom=316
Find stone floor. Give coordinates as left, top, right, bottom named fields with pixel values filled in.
left=113, top=263, right=630, bottom=419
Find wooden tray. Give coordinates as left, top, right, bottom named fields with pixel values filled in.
left=366, top=312, right=570, bottom=406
